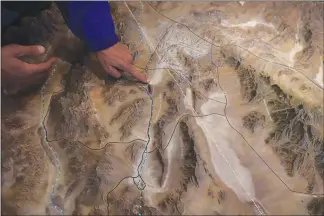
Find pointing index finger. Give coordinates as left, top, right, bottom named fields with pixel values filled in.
left=121, top=63, right=148, bottom=83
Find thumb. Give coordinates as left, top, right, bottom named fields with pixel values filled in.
left=12, top=45, right=46, bottom=57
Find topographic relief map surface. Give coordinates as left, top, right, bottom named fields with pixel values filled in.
left=1, top=1, right=324, bottom=215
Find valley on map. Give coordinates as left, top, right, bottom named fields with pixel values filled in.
left=1, top=1, right=324, bottom=215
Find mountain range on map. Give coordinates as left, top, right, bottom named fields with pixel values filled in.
left=1, top=1, right=324, bottom=215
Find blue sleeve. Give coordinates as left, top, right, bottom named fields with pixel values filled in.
left=56, top=1, right=119, bottom=52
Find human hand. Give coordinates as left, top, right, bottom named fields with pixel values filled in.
left=1, top=44, right=56, bottom=93
left=96, top=42, right=148, bottom=83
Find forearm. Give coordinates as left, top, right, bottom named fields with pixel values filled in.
left=56, top=1, right=118, bottom=52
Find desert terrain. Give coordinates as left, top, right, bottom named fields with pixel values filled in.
left=1, top=1, right=324, bottom=215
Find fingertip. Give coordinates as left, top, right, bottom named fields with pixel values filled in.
left=138, top=73, right=148, bottom=83
left=48, top=57, right=58, bottom=64
left=42, top=58, right=56, bottom=71
left=127, top=65, right=148, bottom=83
left=37, top=45, right=46, bottom=54
left=142, top=77, right=149, bottom=84
left=112, top=73, right=121, bottom=79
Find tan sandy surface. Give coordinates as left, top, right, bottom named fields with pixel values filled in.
left=1, top=1, right=323, bottom=215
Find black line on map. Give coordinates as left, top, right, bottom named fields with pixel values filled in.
left=146, top=2, right=324, bottom=90
left=40, top=4, right=323, bottom=212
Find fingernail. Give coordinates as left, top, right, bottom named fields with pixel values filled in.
left=37, top=46, right=45, bottom=54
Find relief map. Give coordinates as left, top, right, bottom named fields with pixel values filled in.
left=1, top=1, right=324, bottom=215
